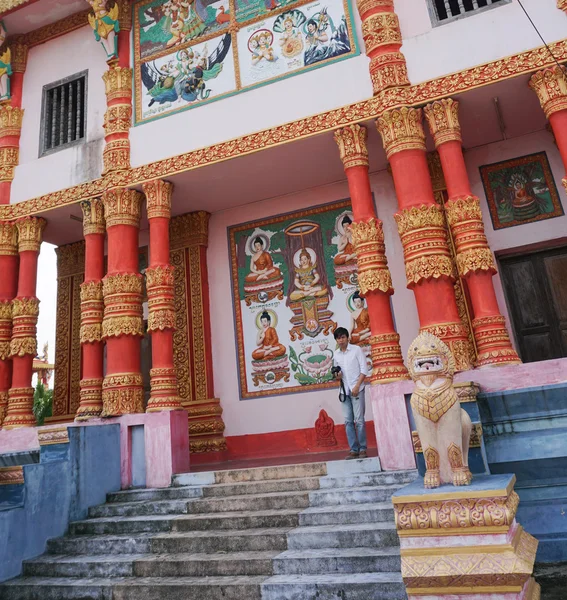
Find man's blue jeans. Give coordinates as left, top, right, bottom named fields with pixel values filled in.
left=340, top=388, right=367, bottom=453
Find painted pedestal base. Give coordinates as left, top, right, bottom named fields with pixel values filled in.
left=392, top=474, right=540, bottom=599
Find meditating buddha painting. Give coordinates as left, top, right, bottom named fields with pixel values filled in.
left=229, top=199, right=371, bottom=399
left=480, top=151, right=564, bottom=230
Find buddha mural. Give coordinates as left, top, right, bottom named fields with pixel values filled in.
left=252, top=311, right=287, bottom=360
left=245, top=236, right=282, bottom=283
left=289, top=247, right=327, bottom=301
left=349, top=291, right=370, bottom=345
left=242, top=232, right=284, bottom=305
left=333, top=214, right=357, bottom=266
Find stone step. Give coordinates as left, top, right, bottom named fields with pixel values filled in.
left=107, top=486, right=203, bottom=504
left=0, top=576, right=267, bottom=600
left=89, top=498, right=191, bottom=519
left=308, top=484, right=403, bottom=507
left=273, top=547, right=401, bottom=575
left=23, top=555, right=143, bottom=579
left=47, top=534, right=155, bottom=556
left=184, top=490, right=312, bottom=514
left=133, top=551, right=278, bottom=577
left=150, top=528, right=291, bottom=554
left=318, top=470, right=417, bottom=490
left=69, top=515, right=178, bottom=536
left=201, top=476, right=322, bottom=498
left=261, top=573, right=406, bottom=600
left=286, top=523, right=399, bottom=549
left=172, top=508, right=301, bottom=531
left=174, top=462, right=328, bottom=487
left=299, top=502, right=394, bottom=526
left=324, top=457, right=382, bottom=476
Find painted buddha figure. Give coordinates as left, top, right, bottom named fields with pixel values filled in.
left=245, top=237, right=282, bottom=283
left=511, top=176, right=540, bottom=221
left=350, top=291, right=371, bottom=345
left=252, top=312, right=286, bottom=360
left=289, top=248, right=327, bottom=301
left=333, top=215, right=357, bottom=266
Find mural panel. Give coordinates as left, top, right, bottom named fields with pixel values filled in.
left=134, top=0, right=358, bottom=122
left=229, top=199, right=371, bottom=399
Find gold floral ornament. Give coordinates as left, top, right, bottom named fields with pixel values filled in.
left=102, top=66, right=132, bottom=103
left=143, top=179, right=173, bottom=220
left=529, top=65, right=567, bottom=119
left=0, top=148, right=19, bottom=183
left=0, top=300, right=11, bottom=360
left=356, top=0, right=394, bottom=18
left=76, top=377, right=103, bottom=421
left=369, top=332, right=409, bottom=383
left=0, top=105, right=24, bottom=138
left=423, top=98, right=462, bottom=147
left=147, top=367, right=181, bottom=412
left=0, top=390, right=8, bottom=427
left=81, top=198, right=105, bottom=236
left=102, top=272, right=143, bottom=339
left=80, top=281, right=104, bottom=344
left=376, top=107, right=426, bottom=159
left=361, top=12, right=402, bottom=56
left=334, top=124, right=369, bottom=170
left=16, top=216, right=46, bottom=252
left=2, top=386, right=35, bottom=429
left=0, top=221, right=17, bottom=255
left=102, top=372, right=143, bottom=416
left=369, top=52, right=409, bottom=96
left=10, top=297, right=39, bottom=358
left=87, top=0, right=120, bottom=62
left=102, top=188, right=142, bottom=228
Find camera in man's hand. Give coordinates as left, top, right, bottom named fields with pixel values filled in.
left=331, top=366, right=342, bottom=377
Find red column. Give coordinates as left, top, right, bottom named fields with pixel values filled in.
left=3, top=217, right=45, bottom=429
left=101, top=189, right=144, bottom=416
left=424, top=99, right=520, bottom=367
left=0, top=223, right=18, bottom=427
left=102, top=67, right=132, bottom=177
left=356, top=0, right=409, bottom=96
left=143, top=180, right=182, bottom=412
left=377, top=107, right=474, bottom=371
left=334, top=124, right=408, bottom=382
left=76, top=199, right=106, bottom=420
left=0, top=42, right=27, bottom=206
left=530, top=66, right=567, bottom=191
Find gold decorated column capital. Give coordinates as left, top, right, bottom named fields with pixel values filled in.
left=102, top=188, right=142, bottom=229
left=102, top=66, right=133, bottom=103
left=0, top=222, right=18, bottom=256
left=0, top=106, right=24, bottom=138
left=81, top=199, right=105, bottom=236
left=376, top=107, right=426, bottom=159
left=334, top=124, right=369, bottom=170
left=356, top=0, right=393, bottom=19
left=424, top=98, right=462, bottom=148
left=16, top=217, right=46, bottom=252
left=143, top=179, right=173, bottom=220
left=170, top=211, right=210, bottom=249
left=529, top=66, right=567, bottom=119
left=8, top=40, right=28, bottom=74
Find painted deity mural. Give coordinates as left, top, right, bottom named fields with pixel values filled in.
left=134, top=0, right=357, bottom=122
left=229, top=199, right=370, bottom=399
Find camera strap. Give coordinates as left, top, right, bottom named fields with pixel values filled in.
left=339, top=379, right=347, bottom=403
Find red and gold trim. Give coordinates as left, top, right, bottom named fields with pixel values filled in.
left=2, top=386, right=34, bottom=429
left=377, top=107, right=426, bottom=159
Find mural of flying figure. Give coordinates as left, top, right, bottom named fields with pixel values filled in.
left=141, top=33, right=231, bottom=107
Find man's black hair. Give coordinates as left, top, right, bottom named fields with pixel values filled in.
left=334, top=327, right=349, bottom=340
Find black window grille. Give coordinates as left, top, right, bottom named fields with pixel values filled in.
left=40, top=71, right=87, bottom=156
left=431, top=0, right=505, bottom=22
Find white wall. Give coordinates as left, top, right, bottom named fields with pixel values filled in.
left=397, top=0, right=566, bottom=85
left=209, top=126, right=567, bottom=437
left=12, top=25, right=107, bottom=203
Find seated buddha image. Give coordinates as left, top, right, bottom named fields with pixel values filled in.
left=509, top=174, right=541, bottom=221
left=252, top=311, right=287, bottom=360
left=289, top=248, right=328, bottom=301
left=245, top=236, right=282, bottom=283
left=333, top=215, right=357, bottom=266
left=349, top=291, right=371, bottom=345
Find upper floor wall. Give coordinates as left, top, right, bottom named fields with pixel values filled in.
left=9, top=0, right=565, bottom=203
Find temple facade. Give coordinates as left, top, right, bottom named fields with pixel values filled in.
left=0, top=0, right=566, bottom=468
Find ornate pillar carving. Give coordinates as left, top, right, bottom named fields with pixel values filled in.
left=4, top=217, right=45, bottom=429
left=334, top=124, right=408, bottom=382
left=424, top=99, right=520, bottom=367
left=101, top=188, right=144, bottom=416
left=377, top=108, right=474, bottom=371
left=143, top=179, right=182, bottom=412
left=50, top=242, right=84, bottom=423
left=529, top=66, right=567, bottom=192
left=356, top=0, right=409, bottom=96
left=0, top=222, right=18, bottom=428
left=170, top=212, right=227, bottom=455
left=102, top=66, right=132, bottom=176
left=76, top=200, right=105, bottom=420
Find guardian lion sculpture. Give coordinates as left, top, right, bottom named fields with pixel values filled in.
left=407, top=332, right=473, bottom=489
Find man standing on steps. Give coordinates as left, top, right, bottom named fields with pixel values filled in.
left=332, top=326, right=369, bottom=460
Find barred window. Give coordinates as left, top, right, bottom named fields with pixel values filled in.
left=429, top=0, right=509, bottom=25
left=40, top=71, right=87, bottom=157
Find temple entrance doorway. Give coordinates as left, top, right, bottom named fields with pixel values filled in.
left=499, top=245, right=567, bottom=363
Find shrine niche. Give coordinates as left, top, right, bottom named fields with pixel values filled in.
left=229, top=198, right=370, bottom=399
left=133, top=0, right=358, bottom=123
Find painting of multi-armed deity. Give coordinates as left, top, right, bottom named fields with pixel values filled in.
left=229, top=199, right=371, bottom=399
left=133, top=0, right=358, bottom=122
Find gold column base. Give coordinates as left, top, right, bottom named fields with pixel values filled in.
left=3, top=387, right=35, bottom=429
left=186, top=397, right=227, bottom=454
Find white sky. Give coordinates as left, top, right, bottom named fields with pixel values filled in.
left=36, top=242, right=57, bottom=365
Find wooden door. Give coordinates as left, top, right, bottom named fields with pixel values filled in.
left=499, top=246, right=567, bottom=363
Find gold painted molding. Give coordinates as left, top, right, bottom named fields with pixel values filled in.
left=1, top=38, right=567, bottom=220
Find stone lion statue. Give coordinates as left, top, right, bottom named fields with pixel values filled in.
left=407, top=332, right=473, bottom=489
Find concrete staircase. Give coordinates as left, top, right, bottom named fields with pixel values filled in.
left=1, top=458, right=416, bottom=600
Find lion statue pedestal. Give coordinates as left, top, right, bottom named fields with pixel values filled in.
left=390, top=332, right=540, bottom=600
